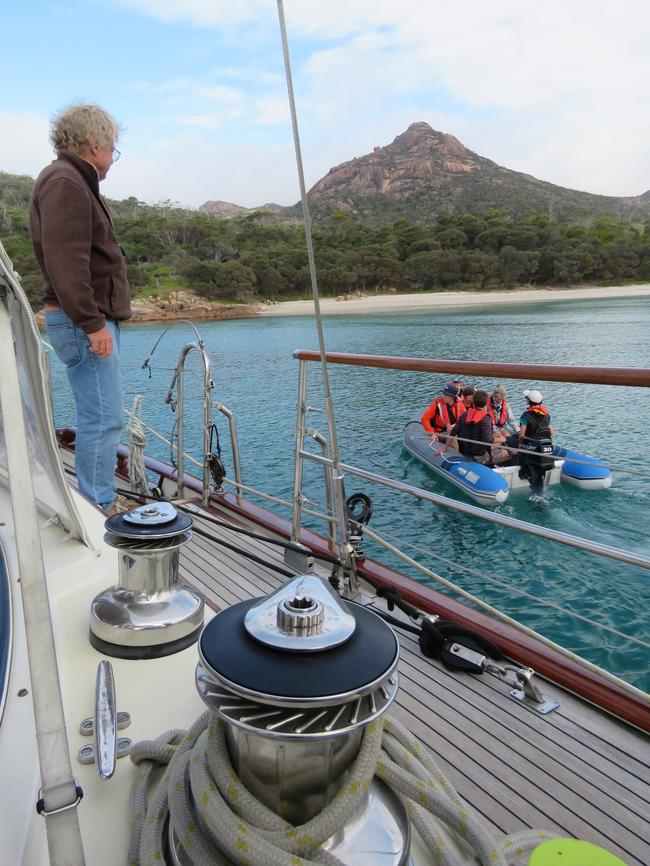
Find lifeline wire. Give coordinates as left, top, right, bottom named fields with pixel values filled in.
left=360, top=522, right=650, bottom=699
left=361, top=522, right=650, bottom=649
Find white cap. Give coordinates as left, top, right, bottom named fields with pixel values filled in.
left=523, top=389, right=543, bottom=404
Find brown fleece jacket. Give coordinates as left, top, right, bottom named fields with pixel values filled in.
left=29, top=150, right=131, bottom=333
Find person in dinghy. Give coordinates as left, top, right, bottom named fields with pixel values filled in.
left=486, top=384, right=519, bottom=435
left=443, top=389, right=501, bottom=464
left=421, top=384, right=464, bottom=442
left=496, top=389, right=556, bottom=495
left=518, top=390, right=556, bottom=494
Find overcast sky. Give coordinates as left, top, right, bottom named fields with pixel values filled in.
left=2, top=0, right=649, bottom=209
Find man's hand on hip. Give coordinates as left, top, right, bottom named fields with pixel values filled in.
left=88, top=326, right=113, bottom=357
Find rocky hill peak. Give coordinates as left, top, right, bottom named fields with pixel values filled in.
left=308, top=123, right=485, bottom=208
left=393, top=122, right=468, bottom=160
left=198, top=199, right=285, bottom=219
left=197, top=123, right=650, bottom=224
left=302, top=123, right=650, bottom=223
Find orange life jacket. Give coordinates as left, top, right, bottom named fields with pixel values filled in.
left=487, top=396, right=509, bottom=427
left=421, top=397, right=461, bottom=433
left=464, top=407, right=488, bottom=424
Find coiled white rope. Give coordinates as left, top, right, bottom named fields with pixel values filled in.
left=125, top=395, right=150, bottom=495
left=128, top=712, right=554, bottom=866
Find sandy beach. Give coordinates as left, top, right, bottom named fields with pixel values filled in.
left=257, top=284, right=650, bottom=316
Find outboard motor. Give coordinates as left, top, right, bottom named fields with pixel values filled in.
left=518, top=437, right=555, bottom=496
left=89, top=502, right=204, bottom=658
left=193, top=574, right=410, bottom=865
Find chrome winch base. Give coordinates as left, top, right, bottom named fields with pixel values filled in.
left=167, top=777, right=410, bottom=866
left=89, top=502, right=204, bottom=659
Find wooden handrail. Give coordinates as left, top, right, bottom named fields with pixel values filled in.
left=293, top=350, right=650, bottom=387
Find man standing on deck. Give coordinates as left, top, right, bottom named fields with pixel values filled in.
left=29, top=103, right=132, bottom=515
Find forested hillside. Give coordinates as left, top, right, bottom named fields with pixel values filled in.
left=2, top=170, right=650, bottom=310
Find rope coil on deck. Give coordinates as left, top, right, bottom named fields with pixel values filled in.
left=126, top=396, right=150, bottom=495
left=128, top=713, right=553, bottom=866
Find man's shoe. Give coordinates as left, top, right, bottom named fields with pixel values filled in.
left=103, top=495, right=140, bottom=517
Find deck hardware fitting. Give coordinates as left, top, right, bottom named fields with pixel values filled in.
left=483, top=660, right=560, bottom=714
left=283, top=543, right=314, bottom=574
left=77, top=737, right=132, bottom=766
left=36, top=780, right=83, bottom=817
left=40, top=514, right=61, bottom=530
left=79, top=711, right=131, bottom=736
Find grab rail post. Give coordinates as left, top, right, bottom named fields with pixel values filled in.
left=289, top=358, right=358, bottom=593
left=305, top=428, right=337, bottom=548
left=166, top=342, right=213, bottom=506
left=213, top=401, right=243, bottom=497
left=291, top=359, right=308, bottom=543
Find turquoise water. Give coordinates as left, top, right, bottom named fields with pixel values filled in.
left=48, top=297, right=650, bottom=689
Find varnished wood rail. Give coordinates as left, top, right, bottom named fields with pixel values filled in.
left=293, top=350, right=650, bottom=388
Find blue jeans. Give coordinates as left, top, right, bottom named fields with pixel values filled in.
left=45, top=310, right=124, bottom=511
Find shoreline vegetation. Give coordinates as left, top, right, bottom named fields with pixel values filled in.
left=5, top=171, right=650, bottom=325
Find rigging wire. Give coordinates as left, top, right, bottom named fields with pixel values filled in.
left=359, top=523, right=650, bottom=649
left=276, top=0, right=350, bottom=554
left=116, top=408, right=646, bottom=646
left=140, top=319, right=204, bottom=378
left=357, top=523, right=649, bottom=698
left=65, top=451, right=645, bottom=652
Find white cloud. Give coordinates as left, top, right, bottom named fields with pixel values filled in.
left=291, top=1, right=650, bottom=196
left=0, top=112, right=52, bottom=179
left=101, top=135, right=299, bottom=209
left=122, top=1, right=645, bottom=197
left=252, top=95, right=289, bottom=126
left=192, top=84, right=244, bottom=105
left=171, top=113, right=230, bottom=131
left=5, top=3, right=650, bottom=202
left=117, top=0, right=397, bottom=36
left=117, top=0, right=269, bottom=29
left=137, top=78, right=244, bottom=106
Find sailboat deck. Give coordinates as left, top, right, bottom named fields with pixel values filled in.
left=180, top=499, right=649, bottom=865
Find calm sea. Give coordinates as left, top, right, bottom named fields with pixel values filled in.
left=49, top=296, right=650, bottom=689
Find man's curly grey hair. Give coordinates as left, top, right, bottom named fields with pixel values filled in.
left=50, top=103, right=120, bottom=153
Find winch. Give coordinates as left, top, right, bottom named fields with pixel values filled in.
left=191, top=573, right=410, bottom=865
left=89, top=501, right=204, bottom=658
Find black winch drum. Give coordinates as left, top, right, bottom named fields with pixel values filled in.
left=192, top=575, right=410, bottom=865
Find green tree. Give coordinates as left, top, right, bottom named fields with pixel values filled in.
left=498, top=246, right=540, bottom=287
left=462, top=251, right=499, bottom=288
